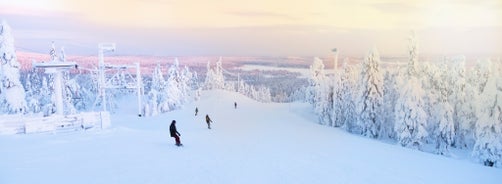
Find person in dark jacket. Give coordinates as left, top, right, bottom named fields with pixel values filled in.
left=234, top=102, right=237, bottom=109
left=170, top=120, right=182, bottom=146
left=195, top=107, right=198, bottom=116
left=205, top=114, right=213, bottom=129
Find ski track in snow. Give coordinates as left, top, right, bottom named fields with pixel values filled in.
left=0, top=90, right=501, bottom=184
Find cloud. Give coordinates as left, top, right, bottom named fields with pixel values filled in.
left=370, top=2, right=420, bottom=13
left=227, top=11, right=299, bottom=21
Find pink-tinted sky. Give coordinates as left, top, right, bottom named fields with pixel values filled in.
left=1, top=0, right=501, bottom=57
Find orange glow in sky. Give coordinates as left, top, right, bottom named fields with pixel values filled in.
left=1, top=0, right=501, bottom=57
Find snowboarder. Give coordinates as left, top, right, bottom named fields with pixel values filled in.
left=169, top=120, right=182, bottom=146
left=234, top=102, right=237, bottom=109
left=205, top=114, right=213, bottom=129
left=195, top=107, right=198, bottom=116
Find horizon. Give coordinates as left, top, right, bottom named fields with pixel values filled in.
left=1, top=0, right=501, bottom=57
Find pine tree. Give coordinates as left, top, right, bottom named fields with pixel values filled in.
left=358, top=47, right=384, bottom=138
left=332, top=71, right=343, bottom=127
left=340, top=59, right=358, bottom=133
left=430, top=63, right=455, bottom=155
left=407, top=31, right=419, bottom=77
left=381, top=69, right=399, bottom=139
left=165, top=60, right=183, bottom=110
left=0, top=20, right=27, bottom=114
left=473, top=62, right=502, bottom=167
left=63, top=71, right=78, bottom=115
left=40, top=76, right=55, bottom=116
left=204, top=58, right=226, bottom=90
left=308, top=57, right=332, bottom=125
left=394, top=77, right=428, bottom=150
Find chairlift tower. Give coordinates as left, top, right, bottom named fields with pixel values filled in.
left=95, top=43, right=143, bottom=116
left=97, top=43, right=115, bottom=112
left=33, top=59, right=77, bottom=116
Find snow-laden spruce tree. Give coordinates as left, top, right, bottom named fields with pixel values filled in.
left=340, top=58, right=358, bottom=133
left=24, top=71, right=43, bottom=114
left=434, top=99, right=455, bottom=155
left=62, top=71, right=77, bottom=115
left=164, top=60, right=184, bottom=110
left=307, top=57, right=333, bottom=125
left=473, top=61, right=502, bottom=167
left=427, top=63, right=455, bottom=155
left=144, top=60, right=196, bottom=116
left=332, top=71, right=343, bottom=127
left=358, top=47, right=384, bottom=138
left=381, top=69, right=400, bottom=139
left=407, top=31, right=419, bottom=77
left=204, top=58, right=225, bottom=90
left=0, top=20, right=26, bottom=114
left=144, top=64, right=165, bottom=116
left=204, top=61, right=215, bottom=89
left=40, top=76, right=55, bottom=116
left=394, top=77, right=428, bottom=150
left=470, top=59, right=492, bottom=95
left=447, top=60, right=477, bottom=149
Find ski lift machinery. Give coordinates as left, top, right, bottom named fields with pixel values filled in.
left=95, top=43, right=143, bottom=117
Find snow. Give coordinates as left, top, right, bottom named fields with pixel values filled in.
left=0, top=90, right=500, bottom=184
left=239, top=64, right=311, bottom=78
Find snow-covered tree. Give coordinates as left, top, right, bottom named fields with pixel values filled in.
left=332, top=72, right=343, bottom=127
left=143, top=60, right=196, bottom=116
left=472, top=62, right=502, bottom=167
left=446, top=60, right=477, bottom=149
left=307, top=57, right=333, bottom=125
left=434, top=99, right=455, bottom=155
left=381, top=69, right=399, bottom=139
left=164, top=60, right=184, bottom=110
left=24, top=71, right=44, bottom=114
left=0, top=20, right=26, bottom=114
left=204, top=58, right=225, bottom=90
left=40, top=76, right=56, bottom=116
left=427, top=63, right=455, bottom=155
left=407, top=31, right=419, bottom=77
left=394, top=77, right=428, bottom=150
left=358, top=47, right=384, bottom=138
left=339, top=59, right=358, bottom=133
left=63, top=72, right=78, bottom=115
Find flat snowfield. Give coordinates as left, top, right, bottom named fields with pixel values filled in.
left=1, top=90, right=501, bottom=184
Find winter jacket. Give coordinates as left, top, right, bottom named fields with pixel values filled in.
left=170, top=123, right=180, bottom=137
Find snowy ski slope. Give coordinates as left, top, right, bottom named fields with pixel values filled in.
left=0, top=90, right=500, bottom=184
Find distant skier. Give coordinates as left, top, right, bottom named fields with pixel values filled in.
left=205, top=114, right=213, bottom=129
left=195, top=107, right=198, bottom=116
left=234, top=102, right=237, bottom=109
left=169, top=120, right=182, bottom=146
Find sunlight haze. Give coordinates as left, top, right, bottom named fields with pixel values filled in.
left=0, top=0, right=500, bottom=57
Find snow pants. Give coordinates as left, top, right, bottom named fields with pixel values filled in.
left=173, top=135, right=181, bottom=145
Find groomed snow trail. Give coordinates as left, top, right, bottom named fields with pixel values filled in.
left=0, top=90, right=501, bottom=184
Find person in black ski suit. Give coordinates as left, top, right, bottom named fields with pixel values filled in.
left=234, top=102, right=237, bottom=109
left=170, top=120, right=182, bottom=146
left=205, top=114, right=213, bottom=129
left=195, top=107, right=198, bottom=116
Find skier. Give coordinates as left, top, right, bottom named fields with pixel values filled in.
left=234, top=102, right=237, bottom=109
left=205, top=114, right=213, bottom=129
left=169, top=120, right=182, bottom=146
left=195, top=107, right=198, bottom=116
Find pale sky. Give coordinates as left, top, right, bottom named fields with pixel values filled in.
left=1, top=0, right=501, bottom=57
